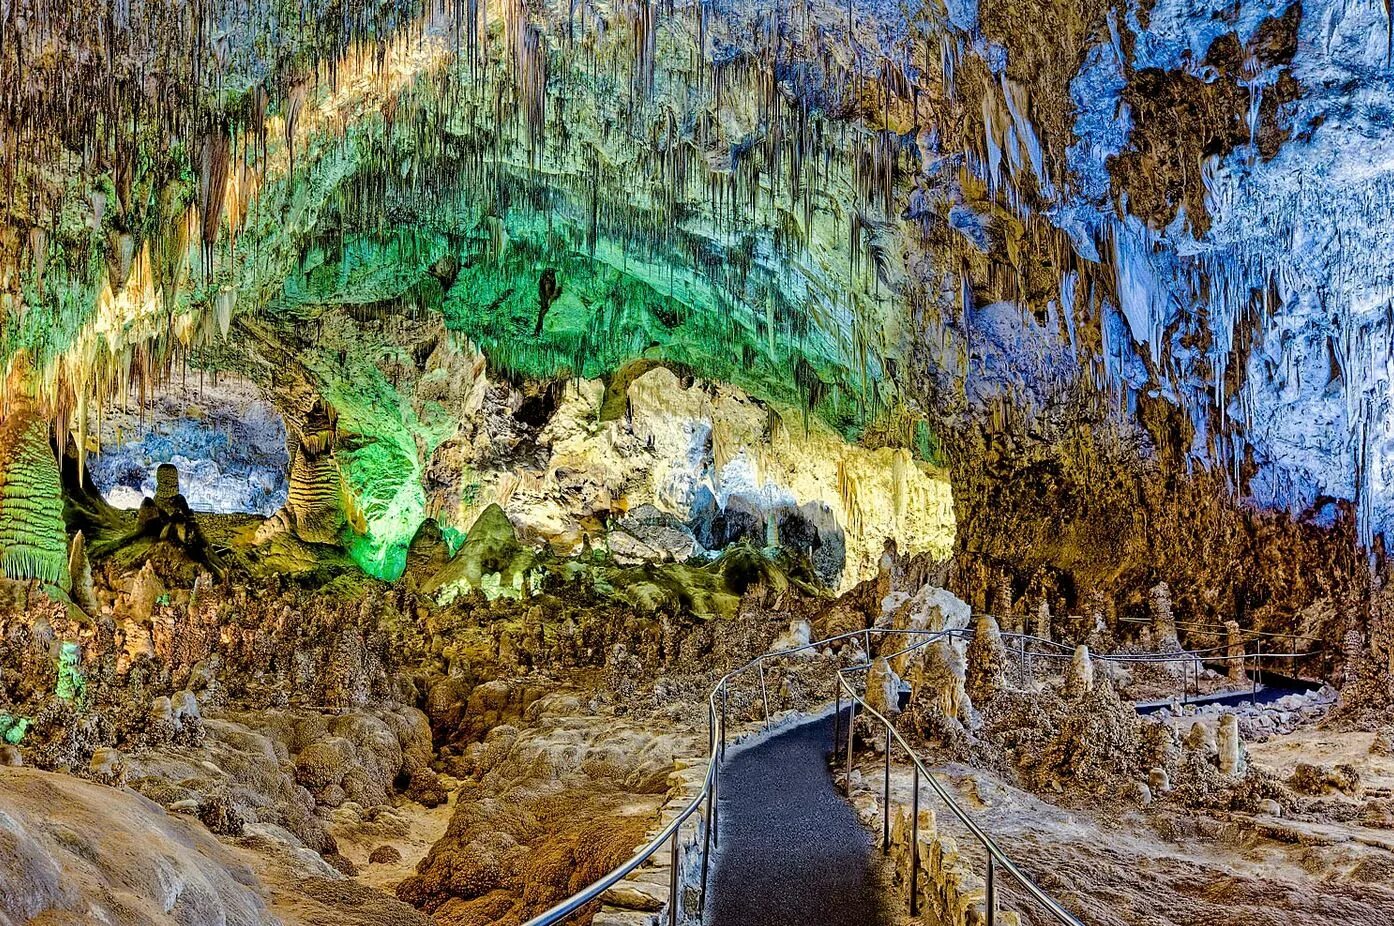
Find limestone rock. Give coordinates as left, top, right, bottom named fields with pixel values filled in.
left=0, top=409, right=70, bottom=586
left=370, top=845, right=404, bottom=865
left=1217, top=713, right=1246, bottom=777
left=1063, top=644, right=1095, bottom=698
left=1185, top=721, right=1216, bottom=754
left=770, top=619, right=813, bottom=654
left=907, top=639, right=974, bottom=728
left=866, top=657, right=902, bottom=716
left=608, top=504, right=697, bottom=564
left=965, top=613, right=1008, bottom=703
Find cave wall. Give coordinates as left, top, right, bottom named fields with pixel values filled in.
left=2, top=0, right=1393, bottom=696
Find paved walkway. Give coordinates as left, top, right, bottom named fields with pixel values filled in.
left=706, top=712, right=889, bottom=926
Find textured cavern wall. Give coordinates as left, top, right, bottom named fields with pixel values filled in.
left=875, top=0, right=1394, bottom=686
left=3, top=0, right=1394, bottom=699
left=1, top=0, right=951, bottom=575
left=87, top=378, right=289, bottom=516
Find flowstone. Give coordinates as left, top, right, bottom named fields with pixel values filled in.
left=0, top=411, right=69, bottom=586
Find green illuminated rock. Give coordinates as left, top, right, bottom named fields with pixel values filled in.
left=0, top=411, right=70, bottom=588
left=55, top=642, right=84, bottom=704
left=0, top=715, right=29, bottom=746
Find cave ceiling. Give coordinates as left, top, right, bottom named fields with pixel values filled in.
left=2, top=0, right=1393, bottom=581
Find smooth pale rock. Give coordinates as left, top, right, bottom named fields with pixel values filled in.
left=1129, top=780, right=1153, bottom=806
left=601, top=880, right=666, bottom=912
left=866, top=657, right=902, bottom=716
left=0, top=767, right=274, bottom=924
left=591, top=908, right=661, bottom=926
left=171, top=690, right=201, bottom=727
left=1218, top=713, right=1246, bottom=777
left=769, top=619, right=812, bottom=654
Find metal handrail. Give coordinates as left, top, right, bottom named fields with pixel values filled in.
left=834, top=660, right=1086, bottom=926
left=519, top=626, right=878, bottom=926
left=1115, top=614, right=1325, bottom=644
left=521, top=623, right=1310, bottom=926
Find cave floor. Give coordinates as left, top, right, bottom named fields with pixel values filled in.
left=706, top=713, right=892, bottom=926
left=856, top=744, right=1394, bottom=926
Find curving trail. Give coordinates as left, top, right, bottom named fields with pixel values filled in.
left=705, top=712, right=890, bottom=926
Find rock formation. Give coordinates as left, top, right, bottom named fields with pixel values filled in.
left=965, top=613, right=1009, bottom=704
left=1, top=2, right=1393, bottom=924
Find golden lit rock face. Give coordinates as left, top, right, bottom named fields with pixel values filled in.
left=434, top=365, right=953, bottom=592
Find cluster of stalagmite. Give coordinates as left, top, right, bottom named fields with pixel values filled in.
left=876, top=600, right=1309, bottom=812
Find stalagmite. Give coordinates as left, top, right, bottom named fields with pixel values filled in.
left=1150, top=583, right=1179, bottom=648
left=1226, top=620, right=1249, bottom=685
left=1064, top=644, right=1095, bottom=698
left=1034, top=599, right=1052, bottom=643
left=965, top=612, right=1008, bottom=702
left=867, top=657, right=902, bottom=716
left=907, top=638, right=975, bottom=729
left=67, top=532, right=98, bottom=616
left=1218, top=713, right=1247, bottom=777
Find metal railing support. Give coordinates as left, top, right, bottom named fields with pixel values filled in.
left=668, top=828, right=680, bottom=926
left=522, top=624, right=1106, bottom=926
left=699, top=787, right=712, bottom=907
left=986, top=855, right=997, bottom=926
left=720, top=685, right=728, bottom=762
left=759, top=663, right=770, bottom=727
left=844, top=697, right=855, bottom=795
left=711, top=753, right=719, bottom=848
left=910, top=764, right=920, bottom=917
left=833, top=681, right=843, bottom=758
left=1251, top=640, right=1261, bottom=706
left=882, top=723, right=891, bottom=855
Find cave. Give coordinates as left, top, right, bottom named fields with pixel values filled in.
left=1, top=2, right=1393, bottom=926
left=87, top=378, right=290, bottom=516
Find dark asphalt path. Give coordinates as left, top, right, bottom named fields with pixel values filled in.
left=706, top=712, right=889, bottom=926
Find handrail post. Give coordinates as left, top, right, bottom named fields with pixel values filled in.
left=721, top=685, right=728, bottom=763
left=700, top=786, right=712, bottom=908
left=834, top=680, right=843, bottom=758
left=882, top=723, right=891, bottom=855
left=712, top=753, right=720, bottom=848
left=864, top=627, right=872, bottom=660
left=844, top=698, right=855, bottom=796
left=910, top=764, right=920, bottom=917
left=668, top=828, right=680, bottom=926
left=986, top=854, right=996, bottom=926
left=759, top=663, right=770, bottom=728
left=1252, top=640, right=1261, bottom=706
